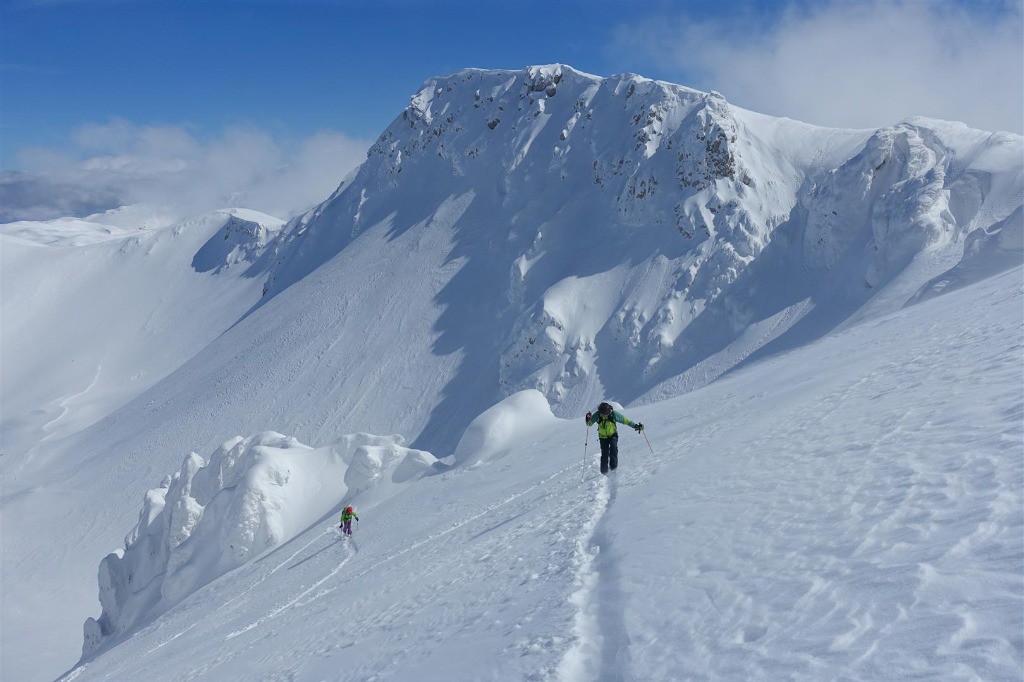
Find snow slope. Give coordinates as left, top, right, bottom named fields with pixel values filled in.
left=82, top=431, right=436, bottom=656
left=64, top=264, right=1023, bottom=681
left=24, top=65, right=1017, bottom=481
left=2, top=64, right=1021, bottom=680
left=2, top=208, right=283, bottom=456
left=1, top=208, right=284, bottom=679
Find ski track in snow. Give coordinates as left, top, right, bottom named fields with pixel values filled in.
left=555, top=467, right=637, bottom=682
left=593, top=475, right=632, bottom=682
left=58, top=664, right=86, bottom=682
left=226, top=535, right=358, bottom=639
left=40, top=364, right=102, bottom=437
left=228, top=459, right=584, bottom=641
left=222, top=526, right=337, bottom=610
left=175, top=538, right=360, bottom=681
left=77, top=535, right=349, bottom=682
left=198, top=457, right=598, bottom=681
left=66, top=526, right=348, bottom=682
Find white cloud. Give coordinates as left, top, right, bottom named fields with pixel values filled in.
left=3, top=120, right=371, bottom=224
left=611, top=1, right=1023, bottom=133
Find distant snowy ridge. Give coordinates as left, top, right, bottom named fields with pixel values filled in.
left=1, top=208, right=284, bottom=456
left=83, top=431, right=436, bottom=655
left=0, top=216, right=139, bottom=247
left=0, top=203, right=241, bottom=247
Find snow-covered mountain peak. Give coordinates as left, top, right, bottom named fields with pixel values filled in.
left=249, top=65, right=1020, bottom=425
left=381, top=63, right=741, bottom=191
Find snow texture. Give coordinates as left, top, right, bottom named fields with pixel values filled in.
left=2, top=64, right=1021, bottom=681
left=62, top=267, right=1023, bottom=682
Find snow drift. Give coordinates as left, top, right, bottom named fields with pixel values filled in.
left=452, top=389, right=559, bottom=465
left=83, top=431, right=435, bottom=655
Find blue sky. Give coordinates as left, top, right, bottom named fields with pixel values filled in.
left=1, top=0, right=741, bottom=161
left=2, top=0, right=1021, bottom=221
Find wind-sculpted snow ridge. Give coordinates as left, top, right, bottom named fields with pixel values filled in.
left=82, top=431, right=436, bottom=657
left=261, top=64, right=1023, bottom=419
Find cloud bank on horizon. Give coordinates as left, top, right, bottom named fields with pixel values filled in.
left=2, top=121, right=369, bottom=224
left=611, top=0, right=1023, bottom=134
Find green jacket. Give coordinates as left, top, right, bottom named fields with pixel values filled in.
left=586, top=408, right=635, bottom=439
left=340, top=509, right=359, bottom=523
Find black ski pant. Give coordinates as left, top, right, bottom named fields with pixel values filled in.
left=599, top=434, right=618, bottom=474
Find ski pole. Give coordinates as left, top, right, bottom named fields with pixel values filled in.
left=642, top=429, right=654, bottom=455
left=582, top=422, right=589, bottom=481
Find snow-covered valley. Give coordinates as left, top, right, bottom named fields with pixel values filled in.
left=2, top=65, right=1021, bottom=681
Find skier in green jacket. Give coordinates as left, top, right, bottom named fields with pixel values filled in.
left=339, top=506, right=359, bottom=535
left=586, top=402, right=643, bottom=474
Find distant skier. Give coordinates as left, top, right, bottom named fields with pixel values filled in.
left=585, top=402, right=643, bottom=474
left=339, top=506, right=359, bottom=535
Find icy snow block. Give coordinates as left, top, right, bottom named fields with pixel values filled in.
left=82, top=433, right=336, bottom=652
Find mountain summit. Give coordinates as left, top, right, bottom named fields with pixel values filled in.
left=257, top=64, right=1021, bottom=436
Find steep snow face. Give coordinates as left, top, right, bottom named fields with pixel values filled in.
left=266, top=65, right=1022, bottom=421
left=83, top=431, right=436, bottom=656
left=278, top=67, right=803, bottom=417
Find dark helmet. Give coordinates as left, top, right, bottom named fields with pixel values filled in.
left=598, top=402, right=613, bottom=416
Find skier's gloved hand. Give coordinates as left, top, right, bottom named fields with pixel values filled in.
left=585, top=411, right=592, bottom=422
left=633, top=423, right=644, bottom=432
